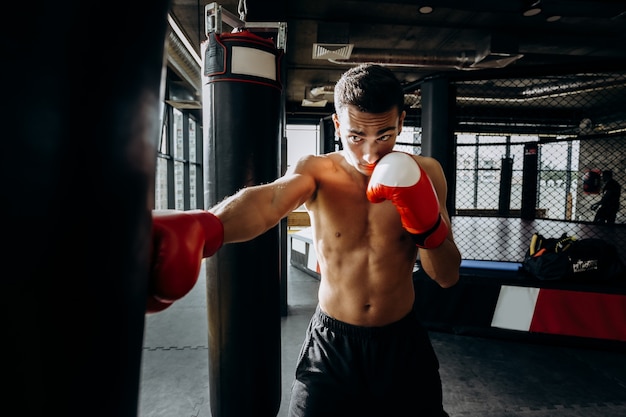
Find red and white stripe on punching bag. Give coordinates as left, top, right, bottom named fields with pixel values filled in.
left=201, top=29, right=284, bottom=417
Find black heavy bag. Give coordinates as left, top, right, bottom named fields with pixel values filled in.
left=202, top=30, right=283, bottom=417
left=3, top=2, right=170, bottom=416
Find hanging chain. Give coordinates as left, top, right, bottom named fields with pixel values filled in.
left=238, top=0, right=248, bottom=22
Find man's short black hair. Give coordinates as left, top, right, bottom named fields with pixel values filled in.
left=334, top=64, right=405, bottom=115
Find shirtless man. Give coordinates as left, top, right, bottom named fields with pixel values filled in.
left=150, top=64, right=461, bottom=416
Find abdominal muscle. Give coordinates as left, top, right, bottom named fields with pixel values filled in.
left=314, top=225, right=418, bottom=327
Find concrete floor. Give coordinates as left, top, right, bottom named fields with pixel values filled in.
left=140, top=253, right=319, bottom=417
left=140, top=249, right=626, bottom=417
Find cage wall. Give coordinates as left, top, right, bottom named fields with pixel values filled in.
left=411, top=70, right=626, bottom=264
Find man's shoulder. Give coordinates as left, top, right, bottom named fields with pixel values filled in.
left=298, top=152, right=338, bottom=167
left=414, top=154, right=443, bottom=173
left=292, top=153, right=342, bottom=179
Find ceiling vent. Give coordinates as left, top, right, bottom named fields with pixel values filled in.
left=312, top=43, right=354, bottom=60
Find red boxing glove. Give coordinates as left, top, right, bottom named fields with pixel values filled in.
left=147, top=209, right=224, bottom=313
left=366, top=152, right=448, bottom=248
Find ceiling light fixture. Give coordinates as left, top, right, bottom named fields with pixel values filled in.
left=301, top=98, right=328, bottom=108
left=546, top=15, right=561, bottom=22
left=418, top=6, right=433, bottom=14
left=523, top=0, right=542, bottom=17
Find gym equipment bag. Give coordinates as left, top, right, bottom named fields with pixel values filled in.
left=522, top=233, right=625, bottom=282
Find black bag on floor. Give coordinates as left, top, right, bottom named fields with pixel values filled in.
left=522, top=233, right=625, bottom=282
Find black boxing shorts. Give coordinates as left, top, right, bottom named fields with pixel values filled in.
left=287, top=305, right=449, bottom=417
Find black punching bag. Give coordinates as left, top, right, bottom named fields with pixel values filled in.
left=2, top=1, right=170, bottom=416
left=521, top=143, right=539, bottom=220
left=201, top=30, right=283, bottom=417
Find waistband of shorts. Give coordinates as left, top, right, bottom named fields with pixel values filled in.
left=313, top=305, right=417, bottom=338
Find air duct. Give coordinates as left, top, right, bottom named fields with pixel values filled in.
left=321, top=34, right=523, bottom=70
left=327, top=48, right=523, bottom=70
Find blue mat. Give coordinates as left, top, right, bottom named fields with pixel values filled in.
left=459, top=260, right=523, bottom=278
left=460, top=260, right=522, bottom=271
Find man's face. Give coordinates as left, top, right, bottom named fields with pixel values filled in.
left=332, top=105, right=406, bottom=176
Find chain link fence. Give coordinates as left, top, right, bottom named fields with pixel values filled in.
left=405, top=70, right=626, bottom=264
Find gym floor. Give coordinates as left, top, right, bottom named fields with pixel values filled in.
left=140, top=244, right=626, bottom=417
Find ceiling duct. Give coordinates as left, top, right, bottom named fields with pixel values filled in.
left=327, top=48, right=523, bottom=70
left=325, top=34, right=523, bottom=70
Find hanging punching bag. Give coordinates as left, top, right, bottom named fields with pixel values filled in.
left=201, top=29, right=283, bottom=417
left=3, top=2, right=170, bottom=416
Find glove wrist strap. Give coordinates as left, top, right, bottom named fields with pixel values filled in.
left=410, top=214, right=448, bottom=248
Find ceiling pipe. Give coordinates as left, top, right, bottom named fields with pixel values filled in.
left=327, top=48, right=523, bottom=70
left=330, top=49, right=479, bottom=69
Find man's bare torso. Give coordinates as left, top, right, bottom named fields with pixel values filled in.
left=303, top=152, right=418, bottom=327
